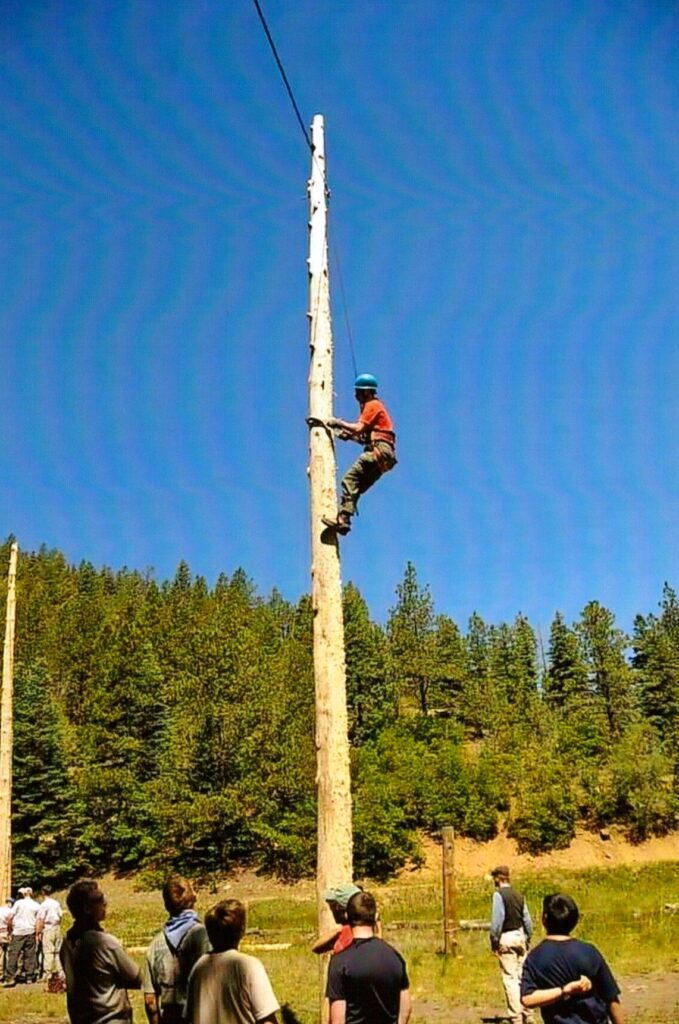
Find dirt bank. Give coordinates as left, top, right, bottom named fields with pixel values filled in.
left=415, top=826, right=679, bottom=879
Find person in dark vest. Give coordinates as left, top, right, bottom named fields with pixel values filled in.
left=490, top=865, right=535, bottom=1024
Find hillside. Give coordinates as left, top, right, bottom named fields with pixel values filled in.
left=415, top=825, right=679, bottom=879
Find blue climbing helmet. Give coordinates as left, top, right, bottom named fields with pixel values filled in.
left=354, top=372, right=378, bottom=391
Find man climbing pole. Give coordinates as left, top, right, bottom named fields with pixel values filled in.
left=317, top=373, right=397, bottom=535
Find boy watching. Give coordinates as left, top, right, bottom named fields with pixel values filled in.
left=521, top=893, right=624, bottom=1024
left=184, top=899, right=279, bottom=1024
left=143, top=876, right=210, bottom=1024
left=326, top=891, right=410, bottom=1024
left=60, top=880, right=141, bottom=1024
left=311, top=884, right=361, bottom=956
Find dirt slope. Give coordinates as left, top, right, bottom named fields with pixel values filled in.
left=415, top=826, right=679, bottom=879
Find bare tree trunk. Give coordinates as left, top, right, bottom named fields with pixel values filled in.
left=418, top=677, right=429, bottom=715
left=307, top=114, right=353, bottom=1021
left=0, top=542, right=18, bottom=900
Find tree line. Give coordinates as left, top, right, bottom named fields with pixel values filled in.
left=2, top=538, right=677, bottom=887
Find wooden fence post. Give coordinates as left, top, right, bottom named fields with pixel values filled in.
left=442, top=825, right=457, bottom=954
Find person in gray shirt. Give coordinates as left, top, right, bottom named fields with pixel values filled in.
left=60, top=879, right=141, bottom=1024
left=143, top=875, right=210, bottom=1024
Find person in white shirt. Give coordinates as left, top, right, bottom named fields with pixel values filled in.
left=184, top=899, right=279, bottom=1024
left=0, top=899, right=14, bottom=981
left=37, top=885, right=64, bottom=979
left=4, top=886, right=41, bottom=986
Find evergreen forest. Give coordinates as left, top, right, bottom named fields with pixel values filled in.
left=3, top=538, right=678, bottom=888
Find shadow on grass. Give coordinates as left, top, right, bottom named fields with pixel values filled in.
left=281, top=1004, right=304, bottom=1024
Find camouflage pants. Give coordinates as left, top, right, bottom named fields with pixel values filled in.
left=340, top=443, right=396, bottom=516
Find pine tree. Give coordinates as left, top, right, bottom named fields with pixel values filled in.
left=12, top=666, right=81, bottom=885
left=432, top=614, right=466, bottom=720
left=461, top=612, right=493, bottom=737
left=632, top=584, right=679, bottom=749
left=576, top=601, right=636, bottom=738
left=387, top=563, right=438, bottom=715
left=545, top=612, right=588, bottom=709
left=343, top=583, right=395, bottom=743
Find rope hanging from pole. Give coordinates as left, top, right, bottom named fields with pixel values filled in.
left=251, top=0, right=360, bottom=379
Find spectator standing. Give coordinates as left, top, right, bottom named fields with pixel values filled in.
left=521, top=893, right=624, bottom=1024
left=60, top=879, right=141, bottom=1024
left=4, top=885, right=41, bottom=986
left=37, top=885, right=64, bottom=981
left=143, top=876, right=210, bottom=1024
left=184, top=899, right=279, bottom=1024
left=489, top=865, right=534, bottom=1024
left=311, top=883, right=361, bottom=955
left=326, top=891, right=411, bottom=1024
left=0, top=898, right=13, bottom=981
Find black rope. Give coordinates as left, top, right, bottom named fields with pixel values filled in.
left=251, top=0, right=313, bottom=152
left=251, top=0, right=360, bottom=375
left=330, top=230, right=358, bottom=378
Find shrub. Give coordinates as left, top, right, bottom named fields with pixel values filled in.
left=351, top=722, right=503, bottom=875
left=609, top=726, right=678, bottom=841
left=352, top=737, right=423, bottom=879
left=506, top=746, right=577, bottom=853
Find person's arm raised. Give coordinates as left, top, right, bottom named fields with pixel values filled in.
left=311, top=925, right=342, bottom=954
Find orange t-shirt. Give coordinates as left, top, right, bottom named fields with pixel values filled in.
left=359, top=398, right=396, bottom=446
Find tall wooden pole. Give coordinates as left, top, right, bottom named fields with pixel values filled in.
left=0, top=542, right=18, bottom=900
left=307, top=114, right=353, bottom=1016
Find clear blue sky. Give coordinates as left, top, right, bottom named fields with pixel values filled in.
left=0, top=0, right=677, bottom=632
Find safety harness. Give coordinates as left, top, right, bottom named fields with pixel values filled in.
left=363, top=429, right=397, bottom=474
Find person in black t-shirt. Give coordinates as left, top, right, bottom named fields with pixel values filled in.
left=521, top=893, right=624, bottom=1024
left=326, top=891, right=410, bottom=1024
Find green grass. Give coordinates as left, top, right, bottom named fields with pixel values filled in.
left=3, top=862, right=678, bottom=1023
